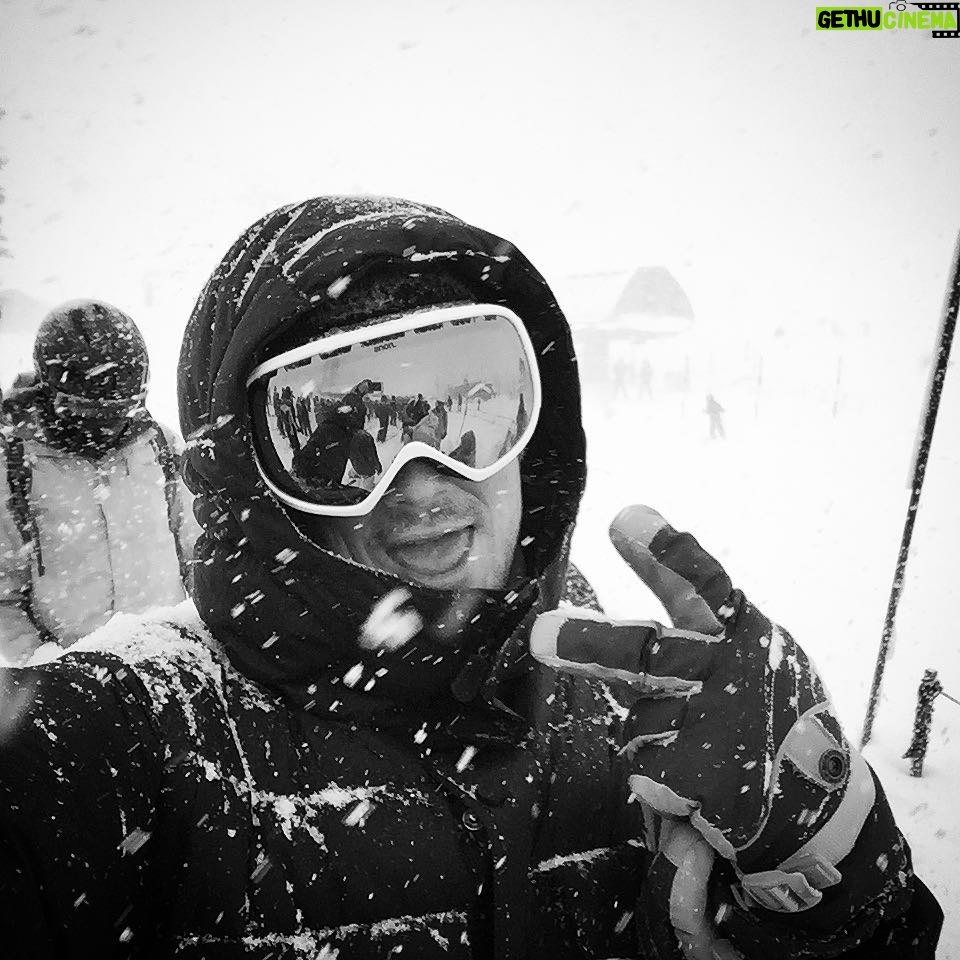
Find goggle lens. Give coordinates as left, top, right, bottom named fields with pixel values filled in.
left=247, top=307, right=540, bottom=516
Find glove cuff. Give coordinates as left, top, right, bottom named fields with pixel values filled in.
left=732, top=744, right=876, bottom=912
left=716, top=771, right=914, bottom=957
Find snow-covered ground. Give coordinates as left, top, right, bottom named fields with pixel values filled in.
left=2, top=0, right=958, bottom=952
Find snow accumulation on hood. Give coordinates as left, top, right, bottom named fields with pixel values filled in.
left=176, top=196, right=587, bottom=724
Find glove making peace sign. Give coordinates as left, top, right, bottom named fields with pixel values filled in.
left=531, top=506, right=912, bottom=960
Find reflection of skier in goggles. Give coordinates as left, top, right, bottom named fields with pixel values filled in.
left=290, top=379, right=381, bottom=489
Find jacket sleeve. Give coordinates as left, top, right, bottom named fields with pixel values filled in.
left=0, top=655, right=164, bottom=957
left=0, top=444, right=41, bottom=665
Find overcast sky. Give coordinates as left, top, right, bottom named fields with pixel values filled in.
left=1, top=0, right=958, bottom=424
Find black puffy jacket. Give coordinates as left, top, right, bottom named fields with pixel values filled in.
left=0, top=590, right=650, bottom=958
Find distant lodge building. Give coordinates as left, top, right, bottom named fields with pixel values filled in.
left=561, top=266, right=696, bottom=395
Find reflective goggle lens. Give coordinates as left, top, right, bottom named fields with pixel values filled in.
left=247, top=306, right=540, bottom=515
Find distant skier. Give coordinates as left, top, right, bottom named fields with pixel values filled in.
left=705, top=392, right=725, bottom=439
left=407, top=393, right=430, bottom=424
left=345, top=427, right=382, bottom=491
left=277, top=385, right=301, bottom=453
left=296, top=394, right=312, bottom=435
left=375, top=397, right=391, bottom=442
left=293, top=380, right=377, bottom=487
left=432, top=399, right=448, bottom=440
left=412, top=410, right=443, bottom=449
left=402, top=393, right=430, bottom=442
left=448, top=428, right=476, bottom=467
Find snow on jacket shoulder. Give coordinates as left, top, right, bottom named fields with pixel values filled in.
left=0, top=424, right=198, bottom=662
left=0, top=603, right=648, bottom=959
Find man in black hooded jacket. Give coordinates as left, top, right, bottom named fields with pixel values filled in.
left=0, top=197, right=942, bottom=958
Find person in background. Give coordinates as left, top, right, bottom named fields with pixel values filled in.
left=411, top=406, right=443, bottom=449
left=375, top=395, right=391, bottom=442
left=0, top=198, right=941, bottom=958
left=400, top=392, right=425, bottom=442
left=706, top=391, right=726, bottom=439
left=345, top=423, right=383, bottom=491
left=404, top=392, right=430, bottom=435
left=432, top=397, right=448, bottom=441
left=295, top=393, right=312, bottom=436
left=278, top=385, right=301, bottom=452
left=0, top=299, right=200, bottom=664
left=448, top=427, right=477, bottom=467
left=291, top=379, right=380, bottom=488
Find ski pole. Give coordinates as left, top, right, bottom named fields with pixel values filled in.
left=861, top=234, right=960, bottom=749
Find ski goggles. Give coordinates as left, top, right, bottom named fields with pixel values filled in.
left=247, top=303, right=541, bottom=516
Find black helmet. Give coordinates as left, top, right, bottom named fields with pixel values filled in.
left=33, top=299, right=149, bottom=405
left=31, top=300, right=150, bottom=455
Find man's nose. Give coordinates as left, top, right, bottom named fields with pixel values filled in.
left=386, top=460, right=455, bottom=507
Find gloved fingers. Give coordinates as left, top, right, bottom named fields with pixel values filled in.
left=660, top=824, right=743, bottom=960
left=632, top=777, right=740, bottom=864
left=609, top=505, right=734, bottom=636
left=529, top=609, right=718, bottom=691
left=629, top=775, right=698, bottom=819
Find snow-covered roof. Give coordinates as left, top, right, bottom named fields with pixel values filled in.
left=557, top=267, right=695, bottom=341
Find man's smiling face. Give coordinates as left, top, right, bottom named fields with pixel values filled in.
left=319, top=459, right=522, bottom=590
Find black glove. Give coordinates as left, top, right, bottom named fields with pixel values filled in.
left=531, top=506, right=915, bottom=959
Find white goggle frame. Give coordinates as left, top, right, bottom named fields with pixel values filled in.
left=246, top=303, right=542, bottom=517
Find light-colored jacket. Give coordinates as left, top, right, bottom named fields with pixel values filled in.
left=0, top=424, right=200, bottom=663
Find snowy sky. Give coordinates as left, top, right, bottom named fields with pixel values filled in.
left=2, top=0, right=959, bottom=426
